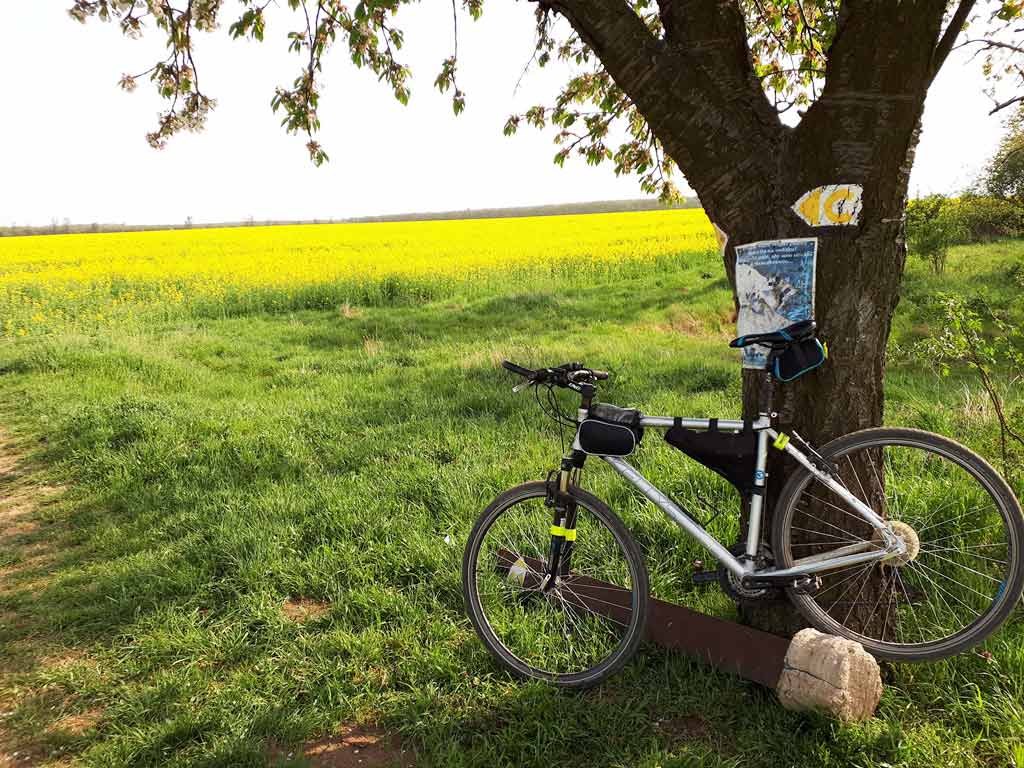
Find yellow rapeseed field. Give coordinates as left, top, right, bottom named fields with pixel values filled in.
left=0, top=209, right=714, bottom=337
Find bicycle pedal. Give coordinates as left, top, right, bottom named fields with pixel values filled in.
left=792, top=575, right=822, bottom=595
left=692, top=570, right=721, bottom=586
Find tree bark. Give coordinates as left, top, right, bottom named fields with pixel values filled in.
left=545, top=0, right=959, bottom=636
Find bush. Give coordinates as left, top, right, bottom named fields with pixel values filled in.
left=914, top=293, right=1024, bottom=482
left=906, top=195, right=964, bottom=274
left=905, top=195, right=1024, bottom=271
left=1010, top=260, right=1024, bottom=289
left=945, top=195, right=1024, bottom=241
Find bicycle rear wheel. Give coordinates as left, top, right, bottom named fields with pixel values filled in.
left=772, top=427, right=1024, bottom=661
left=462, top=482, right=649, bottom=688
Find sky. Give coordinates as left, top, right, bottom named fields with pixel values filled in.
left=0, top=3, right=1010, bottom=227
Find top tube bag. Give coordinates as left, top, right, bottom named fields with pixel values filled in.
left=577, top=403, right=644, bottom=457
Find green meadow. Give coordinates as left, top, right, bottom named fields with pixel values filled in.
left=0, top=218, right=1022, bottom=767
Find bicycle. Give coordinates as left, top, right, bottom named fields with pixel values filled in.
left=461, top=320, right=1024, bottom=688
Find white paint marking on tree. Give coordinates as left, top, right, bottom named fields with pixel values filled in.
left=712, top=222, right=729, bottom=259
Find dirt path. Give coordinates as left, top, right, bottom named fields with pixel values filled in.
left=0, top=432, right=78, bottom=767
left=0, top=431, right=64, bottom=611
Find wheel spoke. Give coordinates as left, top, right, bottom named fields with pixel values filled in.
left=789, top=525, right=862, bottom=544
left=920, top=549, right=1006, bottom=585
left=801, top=491, right=875, bottom=531
left=916, top=503, right=998, bottom=535
left=778, top=434, right=1019, bottom=658
left=794, top=498, right=874, bottom=541
left=468, top=491, right=643, bottom=680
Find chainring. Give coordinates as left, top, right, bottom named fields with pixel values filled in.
left=718, top=542, right=783, bottom=604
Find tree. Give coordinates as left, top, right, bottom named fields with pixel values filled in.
left=982, top=104, right=1024, bottom=198
left=69, top=0, right=1024, bottom=635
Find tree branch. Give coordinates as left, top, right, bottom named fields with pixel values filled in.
left=931, top=0, right=978, bottom=82
left=537, top=0, right=663, bottom=89
left=796, top=0, right=949, bottom=173
left=957, top=37, right=1024, bottom=57
left=536, top=0, right=783, bottom=228
left=656, top=0, right=775, bottom=114
left=989, top=94, right=1024, bottom=114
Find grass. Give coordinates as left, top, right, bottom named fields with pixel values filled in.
left=0, top=221, right=1022, bottom=767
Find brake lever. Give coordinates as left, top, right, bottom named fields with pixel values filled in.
left=512, top=380, right=532, bottom=394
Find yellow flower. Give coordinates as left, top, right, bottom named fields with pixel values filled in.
left=0, top=210, right=714, bottom=334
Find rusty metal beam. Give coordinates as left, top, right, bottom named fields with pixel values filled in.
left=495, top=549, right=788, bottom=688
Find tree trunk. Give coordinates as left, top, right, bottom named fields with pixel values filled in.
left=712, top=189, right=913, bottom=633
left=651, top=1, right=942, bottom=636
left=697, top=127, right=927, bottom=635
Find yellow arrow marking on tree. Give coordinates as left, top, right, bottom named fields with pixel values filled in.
left=796, top=188, right=824, bottom=225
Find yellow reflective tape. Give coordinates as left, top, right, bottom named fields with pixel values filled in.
left=822, top=341, right=829, bottom=358
left=773, top=433, right=790, bottom=450
left=549, top=525, right=577, bottom=541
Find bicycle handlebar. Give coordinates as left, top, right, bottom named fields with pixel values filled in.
left=501, top=361, right=536, bottom=379
left=501, top=360, right=609, bottom=388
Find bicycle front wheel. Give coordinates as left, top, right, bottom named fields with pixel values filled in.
left=772, top=427, right=1024, bottom=661
left=462, top=482, right=649, bottom=688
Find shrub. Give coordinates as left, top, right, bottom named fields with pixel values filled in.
left=905, top=194, right=946, bottom=229
left=906, top=195, right=964, bottom=275
left=946, top=195, right=1024, bottom=241
left=915, top=293, right=1024, bottom=482
left=905, top=195, right=1024, bottom=269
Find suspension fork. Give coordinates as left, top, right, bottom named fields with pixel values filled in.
left=546, top=452, right=585, bottom=583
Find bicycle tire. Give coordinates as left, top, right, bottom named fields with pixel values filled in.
left=462, top=481, right=650, bottom=688
left=771, top=427, right=1024, bottom=661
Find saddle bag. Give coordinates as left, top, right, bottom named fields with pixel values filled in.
left=664, top=418, right=757, bottom=495
left=771, top=338, right=827, bottom=382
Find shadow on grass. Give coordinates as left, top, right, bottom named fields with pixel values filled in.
left=297, top=273, right=731, bottom=353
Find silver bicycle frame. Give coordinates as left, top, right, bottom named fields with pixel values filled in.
left=580, top=416, right=904, bottom=580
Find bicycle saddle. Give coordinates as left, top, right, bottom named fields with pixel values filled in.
left=729, top=319, right=816, bottom=349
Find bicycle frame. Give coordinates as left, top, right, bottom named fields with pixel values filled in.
left=573, top=414, right=905, bottom=581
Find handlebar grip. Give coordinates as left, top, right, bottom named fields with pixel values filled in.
left=502, top=360, right=536, bottom=379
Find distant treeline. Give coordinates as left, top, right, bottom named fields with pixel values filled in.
left=0, top=198, right=701, bottom=239
left=344, top=197, right=700, bottom=223
left=0, top=219, right=332, bottom=238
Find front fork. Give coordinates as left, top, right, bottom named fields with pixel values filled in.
left=545, top=453, right=585, bottom=586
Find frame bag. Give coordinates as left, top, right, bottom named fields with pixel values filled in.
left=664, top=418, right=757, bottom=495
